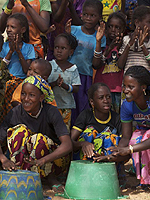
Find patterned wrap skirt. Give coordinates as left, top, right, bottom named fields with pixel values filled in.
left=7, top=124, right=70, bottom=177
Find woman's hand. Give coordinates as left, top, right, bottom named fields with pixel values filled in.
left=1, top=157, right=17, bottom=171
left=107, top=146, right=131, bottom=156
left=81, top=141, right=95, bottom=158
left=24, top=157, right=46, bottom=167
left=93, top=152, right=119, bottom=162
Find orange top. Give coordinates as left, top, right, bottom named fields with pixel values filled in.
left=12, top=0, right=51, bottom=45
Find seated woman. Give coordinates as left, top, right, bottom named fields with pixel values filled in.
left=71, top=82, right=121, bottom=160
left=0, top=75, right=72, bottom=190
left=104, top=66, right=150, bottom=187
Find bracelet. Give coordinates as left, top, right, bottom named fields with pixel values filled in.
left=101, top=54, right=106, bottom=62
left=94, top=50, right=102, bottom=55
left=94, top=53, right=101, bottom=58
left=129, top=145, right=134, bottom=154
left=145, top=53, right=150, bottom=60
left=68, top=84, right=73, bottom=93
left=4, top=7, right=12, bottom=15
left=139, top=44, right=144, bottom=48
left=2, top=57, right=11, bottom=65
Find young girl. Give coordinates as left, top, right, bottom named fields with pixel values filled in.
left=117, top=5, right=150, bottom=73
left=0, top=13, right=35, bottom=123
left=48, top=33, right=81, bottom=130
left=99, top=66, right=150, bottom=186
left=66, top=0, right=106, bottom=125
left=47, top=0, right=84, bottom=61
left=1, top=0, right=51, bottom=58
left=71, top=82, right=121, bottom=160
left=94, top=12, right=126, bottom=113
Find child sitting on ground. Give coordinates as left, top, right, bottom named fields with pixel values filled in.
left=71, top=83, right=126, bottom=186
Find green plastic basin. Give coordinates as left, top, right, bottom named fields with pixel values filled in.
left=63, top=160, right=121, bottom=200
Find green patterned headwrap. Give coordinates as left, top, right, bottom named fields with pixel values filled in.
left=23, top=75, right=55, bottom=103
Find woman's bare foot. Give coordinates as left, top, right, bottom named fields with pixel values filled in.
left=42, top=173, right=64, bottom=193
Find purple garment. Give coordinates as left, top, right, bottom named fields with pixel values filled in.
left=47, top=0, right=85, bottom=61
left=71, top=74, right=92, bottom=127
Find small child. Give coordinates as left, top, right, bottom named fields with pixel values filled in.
left=11, top=59, right=56, bottom=107
left=0, top=13, right=35, bottom=123
left=66, top=0, right=106, bottom=125
left=48, top=33, right=81, bottom=131
left=118, top=5, right=150, bottom=73
left=94, top=12, right=126, bottom=113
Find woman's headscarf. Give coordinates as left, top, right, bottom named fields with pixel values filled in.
left=23, top=75, right=55, bottom=103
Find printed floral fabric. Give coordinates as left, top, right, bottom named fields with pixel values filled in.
left=73, top=126, right=121, bottom=160
left=129, top=129, right=150, bottom=184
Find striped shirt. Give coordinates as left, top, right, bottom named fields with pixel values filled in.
left=119, top=35, right=150, bottom=73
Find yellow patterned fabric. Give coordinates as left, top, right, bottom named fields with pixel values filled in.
left=7, top=124, right=70, bottom=177
left=23, top=75, right=55, bottom=103
left=100, top=0, right=122, bottom=21
left=58, top=108, right=71, bottom=132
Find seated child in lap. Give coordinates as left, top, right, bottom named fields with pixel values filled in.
left=11, top=59, right=56, bottom=107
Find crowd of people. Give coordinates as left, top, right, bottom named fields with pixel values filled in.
left=0, top=0, right=150, bottom=193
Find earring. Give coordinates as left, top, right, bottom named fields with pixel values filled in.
left=21, top=33, right=23, bottom=38
left=143, top=89, right=146, bottom=96
left=91, top=104, right=94, bottom=110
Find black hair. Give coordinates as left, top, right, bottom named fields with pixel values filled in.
left=8, top=13, right=29, bottom=43
left=82, top=0, right=103, bottom=16
left=132, top=5, right=150, bottom=29
left=106, top=11, right=126, bottom=32
left=32, top=58, right=52, bottom=77
left=88, top=82, right=110, bottom=100
left=55, top=32, right=78, bottom=50
left=125, top=66, right=150, bottom=87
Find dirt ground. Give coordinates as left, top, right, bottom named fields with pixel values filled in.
left=43, top=159, right=150, bottom=200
